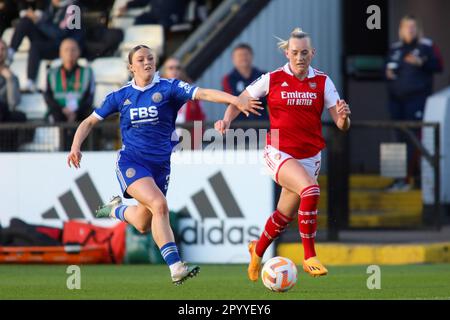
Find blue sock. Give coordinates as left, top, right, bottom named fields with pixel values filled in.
left=160, top=242, right=181, bottom=266
left=114, top=205, right=128, bottom=222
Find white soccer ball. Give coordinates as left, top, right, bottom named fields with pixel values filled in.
left=261, top=256, right=298, bottom=292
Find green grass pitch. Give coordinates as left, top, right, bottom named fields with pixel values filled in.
left=0, top=264, right=449, bottom=300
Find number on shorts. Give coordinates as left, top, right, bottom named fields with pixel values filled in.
left=314, top=160, right=321, bottom=178
left=164, top=174, right=170, bottom=190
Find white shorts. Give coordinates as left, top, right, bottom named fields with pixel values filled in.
left=263, top=145, right=321, bottom=184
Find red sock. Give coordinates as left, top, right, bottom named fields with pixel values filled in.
left=255, top=210, right=293, bottom=257
left=298, top=185, right=320, bottom=260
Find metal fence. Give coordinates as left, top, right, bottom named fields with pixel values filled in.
left=0, top=120, right=120, bottom=152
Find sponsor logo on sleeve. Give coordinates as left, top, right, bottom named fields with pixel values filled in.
left=178, top=81, right=194, bottom=94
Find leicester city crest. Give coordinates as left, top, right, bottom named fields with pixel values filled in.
left=126, top=168, right=136, bottom=178
left=152, top=92, right=163, bottom=103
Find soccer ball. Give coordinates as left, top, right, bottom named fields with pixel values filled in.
left=261, top=256, right=297, bottom=292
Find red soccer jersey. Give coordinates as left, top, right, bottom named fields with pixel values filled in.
left=246, top=64, right=340, bottom=159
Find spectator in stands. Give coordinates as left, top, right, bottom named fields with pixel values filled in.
left=0, top=39, right=25, bottom=122
left=191, top=0, right=209, bottom=26
left=16, top=0, right=48, bottom=23
left=0, top=0, right=18, bottom=38
left=82, top=23, right=124, bottom=61
left=117, top=0, right=186, bottom=32
left=160, top=56, right=205, bottom=149
left=8, top=0, right=83, bottom=92
left=222, top=43, right=268, bottom=122
left=74, top=0, right=123, bottom=61
left=43, top=38, right=94, bottom=123
left=385, top=15, right=444, bottom=191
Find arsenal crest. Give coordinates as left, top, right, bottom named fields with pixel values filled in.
left=309, top=82, right=317, bottom=89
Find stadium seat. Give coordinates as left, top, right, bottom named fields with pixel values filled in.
left=36, top=60, right=52, bottom=92
left=110, top=16, right=135, bottom=29
left=90, top=57, right=129, bottom=86
left=48, top=58, right=89, bottom=68
left=94, top=83, right=122, bottom=108
left=110, top=0, right=151, bottom=29
left=170, top=23, right=192, bottom=33
left=111, top=0, right=150, bottom=17
left=16, top=93, right=47, bottom=120
left=18, top=126, right=61, bottom=152
left=112, top=0, right=128, bottom=11
left=9, top=55, right=29, bottom=91
left=168, top=0, right=196, bottom=32
left=120, top=24, right=164, bottom=58
left=1, top=27, right=30, bottom=52
left=8, top=56, right=47, bottom=91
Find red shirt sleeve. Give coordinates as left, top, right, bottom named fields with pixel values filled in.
left=222, top=74, right=233, bottom=94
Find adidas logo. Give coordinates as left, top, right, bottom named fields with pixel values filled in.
left=123, top=99, right=132, bottom=106
left=40, top=171, right=261, bottom=246
left=41, top=173, right=102, bottom=220
left=178, top=172, right=243, bottom=220
left=281, top=81, right=289, bottom=87
left=178, top=172, right=260, bottom=245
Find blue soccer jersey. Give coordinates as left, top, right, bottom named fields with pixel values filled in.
left=93, top=72, right=198, bottom=162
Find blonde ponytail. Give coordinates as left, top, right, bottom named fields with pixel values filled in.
left=276, top=27, right=311, bottom=50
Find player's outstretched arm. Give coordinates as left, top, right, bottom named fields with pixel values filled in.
left=214, top=105, right=238, bottom=135
left=329, top=99, right=351, bottom=131
left=67, top=114, right=100, bottom=168
left=194, top=88, right=263, bottom=117
left=215, top=90, right=255, bottom=135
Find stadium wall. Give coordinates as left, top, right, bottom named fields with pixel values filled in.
left=194, top=0, right=343, bottom=120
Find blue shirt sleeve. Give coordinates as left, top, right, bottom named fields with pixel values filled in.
left=170, top=79, right=198, bottom=107
left=93, top=91, right=119, bottom=120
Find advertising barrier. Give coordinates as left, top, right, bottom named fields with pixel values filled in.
left=0, top=150, right=274, bottom=263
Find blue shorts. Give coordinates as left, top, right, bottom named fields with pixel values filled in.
left=115, top=151, right=171, bottom=198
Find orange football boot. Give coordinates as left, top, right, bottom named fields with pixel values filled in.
left=303, top=256, right=328, bottom=277
left=247, top=240, right=262, bottom=281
